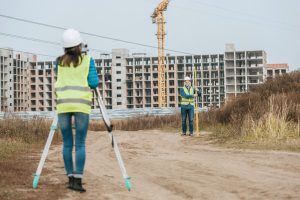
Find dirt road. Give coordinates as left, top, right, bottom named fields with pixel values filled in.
left=44, top=130, right=300, bottom=200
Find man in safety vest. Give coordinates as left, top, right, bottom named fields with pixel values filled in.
left=180, top=76, right=200, bottom=136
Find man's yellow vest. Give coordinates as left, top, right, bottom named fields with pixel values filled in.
left=55, top=55, right=93, bottom=114
left=181, top=86, right=194, bottom=106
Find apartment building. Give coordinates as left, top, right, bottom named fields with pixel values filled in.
left=29, top=61, right=55, bottom=111
left=125, top=53, right=226, bottom=108
left=224, top=44, right=267, bottom=100
left=0, top=48, right=37, bottom=112
left=266, top=63, right=289, bottom=79
left=0, top=48, right=13, bottom=111
left=0, top=45, right=271, bottom=111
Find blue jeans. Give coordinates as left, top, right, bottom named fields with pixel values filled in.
left=58, top=112, right=89, bottom=177
left=181, top=105, right=194, bottom=134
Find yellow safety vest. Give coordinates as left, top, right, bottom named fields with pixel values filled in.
left=181, top=86, right=194, bottom=106
left=55, top=55, right=93, bottom=114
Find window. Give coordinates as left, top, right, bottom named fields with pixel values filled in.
left=116, top=63, right=121, bottom=66
left=117, top=94, right=121, bottom=97
left=117, top=71, right=121, bottom=74
left=116, top=56, right=121, bottom=59
left=117, top=102, right=122, bottom=105
left=117, top=86, right=121, bottom=90
left=117, top=79, right=121, bottom=82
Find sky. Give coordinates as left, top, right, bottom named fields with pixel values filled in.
left=0, top=0, right=299, bottom=70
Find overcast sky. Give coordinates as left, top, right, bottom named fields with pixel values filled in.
left=0, top=0, right=299, bottom=70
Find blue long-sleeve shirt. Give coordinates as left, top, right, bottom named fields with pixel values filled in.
left=87, top=58, right=99, bottom=89
left=55, top=57, right=99, bottom=89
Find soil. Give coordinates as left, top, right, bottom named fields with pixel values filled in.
left=2, top=130, right=300, bottom=199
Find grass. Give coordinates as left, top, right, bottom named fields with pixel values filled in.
left=0, top=117, right=60, bottom=143
left=0, top=117, right=58, bottom=161
left=0, top=117, right=64, bottom=200
left=214, top=71, right=300, bottom=124
left=242, top=97, right=299, bottom=141
left=0, top=139, right=30, bottom=160
left=204, top=72, right=300, bottom=151
left=89, top=114, right=182, bottom=131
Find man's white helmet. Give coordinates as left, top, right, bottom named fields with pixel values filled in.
left=62, top=29, right=82, bottom=48
left=184, top=76, right=191, bottom=81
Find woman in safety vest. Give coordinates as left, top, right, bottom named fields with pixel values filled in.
left=55, top=29, right=99, bottom=192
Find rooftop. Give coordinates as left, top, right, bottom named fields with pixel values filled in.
left=266, top=63, right=289, bottom=69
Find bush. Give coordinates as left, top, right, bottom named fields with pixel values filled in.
left=242, top=95, right=300, bottom=141
left=205, top=71, right=300, bottom=145
left=215, top=72, right=300, bottom=125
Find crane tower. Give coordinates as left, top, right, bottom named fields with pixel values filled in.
left=151, top=0, right=170, bottom=107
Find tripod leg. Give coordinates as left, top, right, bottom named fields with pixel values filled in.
left=33, top=116, right=58, bottom=189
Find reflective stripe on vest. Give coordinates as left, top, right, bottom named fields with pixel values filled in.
left=56, top=86, right=91, bottom=92
left=55, top=55, right=92, bottom=114
left=57, top=99, right=92, bottom=106
left=181, top=86, right=194, bottom=106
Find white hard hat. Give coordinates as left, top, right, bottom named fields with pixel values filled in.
left=62, top=29, right=82, bottom=48
left=184, top=76, right=191, bottom=81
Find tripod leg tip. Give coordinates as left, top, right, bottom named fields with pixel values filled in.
left=125, top=177, right=132, bottom=191
left=33, top=174, right=40, bottom=189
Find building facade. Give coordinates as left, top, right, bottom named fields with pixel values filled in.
left=29, top=61, right=55, bottom=111
left=0, top=48, right=37, bottom=112
left=266, top=63, right=289, bottom=79
left=224, top=44, right=267, bottom=100
left=1, top=44, right=272, bottom=112
left=125, top=53, right=226, bottom=108
left=0, top=48, right=13, bottom=111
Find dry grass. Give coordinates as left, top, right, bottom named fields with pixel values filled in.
left=0, top=117, right=60, bottom=144
left=0, top=117, right=60, bottom=161
left=0, top=117, right=64, bottom=200
left=206, top=71, right=300, bottom=150
left=0, top=146, right=67, bottom=200
left=215, top=71, right=300, bottom=124
left=242, top=95, right=299, bottom=142
left=89, top=114, right=182, bottom=131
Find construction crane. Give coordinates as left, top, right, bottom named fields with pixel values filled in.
left=151, top=0, right=170, bottom=107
